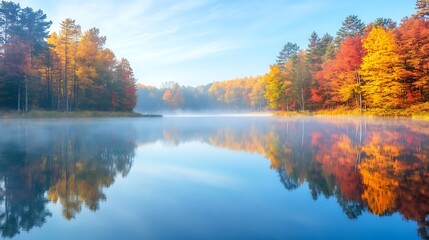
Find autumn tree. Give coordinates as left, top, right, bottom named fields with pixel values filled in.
left=58, top=18, right=80, bottom=111
left=306, top=32, right=334, bottom=109
left=315, top=36, right=364, bottom=110
left=112, top=58, right=137, bottom=111
left=264, top=65, right=288, bottom=110
left=288, top=51, right=312, bottom=111
left=249, top=77, right=267, bottom=111
left=395, top=17, right=429, bottom=103
left=359, top=27, right=404, bottom=109
left=162, top=81, right=184, bottom=109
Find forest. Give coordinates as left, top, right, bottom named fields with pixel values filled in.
left=137, top=1, right=429, bottom=115
left=0, top=1, right=137, bottom=112
left=135, top=76, right=267, bottom=112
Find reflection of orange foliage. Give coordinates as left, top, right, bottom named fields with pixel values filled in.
left=47, top=158, right=113, bottom=219
left=359, top=162, right=398, bottom=215
left=358, top=131, right=402, bottom=215
left=314, top=133, right=363, bottom=201
left=176, top=119, right=429, bottom=228
left=208, top=127, right=267, bottom=155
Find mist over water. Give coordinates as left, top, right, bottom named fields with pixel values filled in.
left=0, top=116, right=428, bottom=239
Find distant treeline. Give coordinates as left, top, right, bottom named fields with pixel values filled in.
left=0, top=1, right=137, bottom=112
left=136, top=77, right=268, bottom=112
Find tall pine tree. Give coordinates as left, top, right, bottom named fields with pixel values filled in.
left=416, top=0, right=429, bottom=19
left=335, top=15, right=365, bottom=46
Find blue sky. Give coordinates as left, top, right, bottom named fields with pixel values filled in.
left=21, top=0, right=416, bottom=87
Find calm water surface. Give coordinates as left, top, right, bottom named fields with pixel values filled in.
left=0, top=116, right=428, bottom=239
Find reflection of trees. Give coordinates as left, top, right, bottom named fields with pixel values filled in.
left=0, top=121, right=136, bottom=237
left=155, top=118, right=429, bottom=239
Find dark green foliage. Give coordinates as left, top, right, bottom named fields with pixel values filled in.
left=416, top=0, right=429, bottom=19
left=335, top=15, right=365, bottom=45
left=276, top=42, right=300, bottom=69
left=372, top=18, right=397, bottom=30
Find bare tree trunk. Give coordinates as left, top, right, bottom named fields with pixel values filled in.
left=25, top=75, right=28, bottom=112
left=356, top=70, right=362, bottom=114
left=65, top=33, right=69, bottom=112
left=57, top=69, right=61, bottom=111
left=301, top=88, right=305, bottom=112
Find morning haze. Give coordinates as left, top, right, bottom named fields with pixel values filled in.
left=0, top=0, right=428, bottom=240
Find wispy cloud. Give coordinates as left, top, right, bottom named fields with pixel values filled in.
left=134, top=163, right=240, bottom=188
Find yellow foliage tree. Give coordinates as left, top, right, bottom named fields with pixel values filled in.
left=359, top=27, right=404, bottom=109
left=264, top=65, right=290, bottom=111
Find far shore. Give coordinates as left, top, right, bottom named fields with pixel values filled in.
left=1, top=109, right=428, bottom=120
left=274, top=108, right=429, bottom=120
left=0, top=110, right=162, bottom=119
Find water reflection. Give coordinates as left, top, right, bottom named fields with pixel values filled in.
left=0, top=120, right=136, bottom=238
left=0, top=117, right=428, bottom=239
left=134, top=117, right=429, bottom=239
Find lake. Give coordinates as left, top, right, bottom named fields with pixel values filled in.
left=0, top=116, right=428, bottom=239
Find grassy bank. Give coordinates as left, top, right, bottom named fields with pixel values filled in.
left=274, top=104, right=429, bottom=119
left=0, top=110, right=162, bottom=119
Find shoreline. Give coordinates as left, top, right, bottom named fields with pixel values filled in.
left=274, top=109, right=429, bottom=120
left=0, top=110, right=427, bottom=120
left=0, top=110, right=162, bottom=119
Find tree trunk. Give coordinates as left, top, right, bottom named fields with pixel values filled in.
left=301, top=88, right=305, bottom=111
left=57, top=69, right=61, bottom=111
left=65, top=34, right=69, bottom=112
left=356, top=70, right=362, bottom=113
left=25, top=75, right=28, bottom=112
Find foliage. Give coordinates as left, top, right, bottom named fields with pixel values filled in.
left=395, top=17, right=429, bottom=103
left=264, top=2, right=428, bottom=116
left=276, top=42, right=300, bottom=69
left=315, top=36, right=364, bottom=108
left=335, top=15, right=365, bottom=45
left=0, top=2, right=137, bottom=112
left=415, top=0, right=429, bottom=19
left=264, top=65, right=288, bottom=110
left=136, top=77, right=267, bottom=112
left=359, top=27, right=404, bottom=109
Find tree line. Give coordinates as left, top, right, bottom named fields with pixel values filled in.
left=264, top=1, right=429, bottom=113
left=0, top=1, right=137, bottom=112
left=135, top=76, right=268, bottom=112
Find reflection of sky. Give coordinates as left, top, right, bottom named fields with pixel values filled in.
left=13, top=139, right=416, bottom=240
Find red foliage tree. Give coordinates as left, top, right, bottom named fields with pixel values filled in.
left=395, top=17, right=429, bottom=103
left=315, top=36, right=364, bottom=109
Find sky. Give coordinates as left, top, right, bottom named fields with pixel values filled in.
left=20, top=0, right=416, bottom=87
